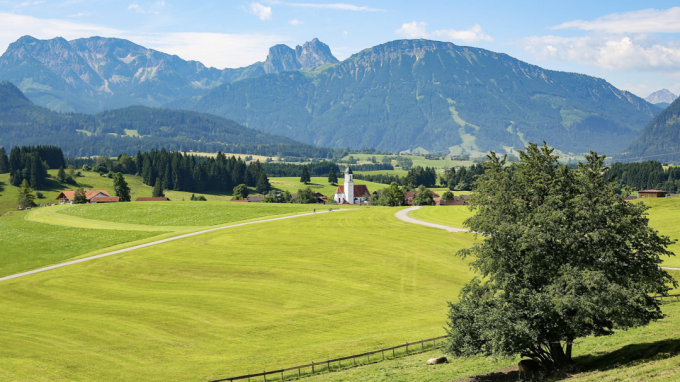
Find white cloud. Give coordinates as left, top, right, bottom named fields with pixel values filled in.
left=553, top=7, right=680, bottom=34
left=270, top=1, right=385, bottom=12
left=127, top=1, right=165, bottom=15
left=342, top=31, right=348, bottom=36
left=288, top=19, right=303, bottom=25
left=0, top=12, right=287, bottom=69
left=432, top=25, right=494, bottom=42
left=395, top=21, right=493, bottom=42
left=127, top=3, right=140, bottom=12
left=248, top=2, right=273, bottom=20
left=520, top=34, right=680, bottom=72
left=395, top=21, right=428, bottom=38
left=67, top=12, right=93, bottom=18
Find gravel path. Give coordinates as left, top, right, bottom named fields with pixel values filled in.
left=394, top=206, right=470, bottom=233
left=0, top=209, right=346, bottom=283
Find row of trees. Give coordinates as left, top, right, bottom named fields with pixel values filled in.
left=6, top=146, right=65, bottom=189
left=440, top=163, right=486, bottom=191
left=604, top=161, right=680, bottom=193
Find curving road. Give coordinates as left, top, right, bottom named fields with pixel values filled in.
left=395, top=207, right=680, bottom=271
left=0, top=209, right=347, bottom=283
left=394, top=206, right=470, bottom=233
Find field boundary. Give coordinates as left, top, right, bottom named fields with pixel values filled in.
left=396, top=206, right=469, bottom=232
left=0, top=209, right=350, bottom=283
left=209, top=336, right=447, bottom=382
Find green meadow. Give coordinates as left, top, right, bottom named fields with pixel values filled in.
left=268, top=176, right=385, bottom=198
left=340, top=154, right=473, bottom=169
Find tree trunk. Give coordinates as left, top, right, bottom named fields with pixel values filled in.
left=549, top=340, right=575, bottom=370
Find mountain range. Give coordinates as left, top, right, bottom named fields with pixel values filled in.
left=618, top=96, right=680, bottom=162
left=0, top=36, right=663, bottom=156
left=645, top=89, right=678, bottom=110
left=0, top=81, right=331, bottom=158
left=0, top=36, right=337, bottom=113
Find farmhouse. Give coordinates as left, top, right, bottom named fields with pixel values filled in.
left=55, top=189, right=113, bottom=204
left=638, top=189, right=668, bottom=198
left=333, top=166, right=370, bottom=204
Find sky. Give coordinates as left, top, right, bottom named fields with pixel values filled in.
left=1, top=0, right=680, bottom=98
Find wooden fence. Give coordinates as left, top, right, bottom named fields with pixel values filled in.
left=656, top=294, right=680, bottom=303
left=209, top=335, right=447, bottom=382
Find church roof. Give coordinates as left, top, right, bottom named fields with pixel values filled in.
left=334, top=185, right=370, bottom=196
left=345, top=165, right=353, bottom=174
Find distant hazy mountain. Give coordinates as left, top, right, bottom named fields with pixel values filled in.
left=174, top=39, right=660, bottom=156
left=618, top=96, right=680, bottom=162
left=0, top=36, right=337, bottom=113
left=646, top=89, right=678, bottom=106
left=0, top=81, right=331, bottom=158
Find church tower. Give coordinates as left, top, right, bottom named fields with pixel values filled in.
left=344, top=166, right=354, bottom=204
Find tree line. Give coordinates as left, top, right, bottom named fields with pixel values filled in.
left=604, top=161, right=680, bottom=193
left=4, top=146, right=65, bottom=189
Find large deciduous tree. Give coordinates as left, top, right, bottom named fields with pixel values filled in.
left=446, top=142, right=677, bottom=372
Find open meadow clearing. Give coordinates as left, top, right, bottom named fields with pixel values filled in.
left=268, top=176, right=386, bottom=198
left=0, top=207, right=478, bottom=381
left=340, top=154, right=473, bottom=169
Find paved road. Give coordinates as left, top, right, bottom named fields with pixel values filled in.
left=0, top=209, right=346, bottom=283
left=395, top=207, right=680, bottom=271
left=394, top=206, right=470, bottom=233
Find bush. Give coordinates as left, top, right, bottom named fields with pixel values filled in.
left=35, top=191, right=44, bottom=199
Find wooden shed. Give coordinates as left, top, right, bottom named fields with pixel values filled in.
left=638, top=190, right=668, bottom=198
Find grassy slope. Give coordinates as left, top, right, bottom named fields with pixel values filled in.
left=304, top=303, right=680, bottom=382
left=341, top=154, right=473, bottom=169
left=408, top=206, right=475, bottom=229
left=0, top=208, right=477, bottom=381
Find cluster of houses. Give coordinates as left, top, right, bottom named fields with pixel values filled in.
left=55, top=190, right=169, bottom=204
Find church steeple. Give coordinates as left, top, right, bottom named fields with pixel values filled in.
left=345, top=165, right=353, bottom=175
left=344, top=165, right=354, bottom=203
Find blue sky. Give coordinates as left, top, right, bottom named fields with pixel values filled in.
left=1, top=0, right=680, bottom=98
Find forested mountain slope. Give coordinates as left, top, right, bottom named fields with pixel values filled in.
left=618, top=97, right=680, bottom=162
left=0, top=36, right=336, bottom=113
left=174, top=39, right=659, bottom=156
left=0, top=81, right=332, bottom=158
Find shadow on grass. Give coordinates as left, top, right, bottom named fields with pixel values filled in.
left=463, top=339, right=680, bottom=382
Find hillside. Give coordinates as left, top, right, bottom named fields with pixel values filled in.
left=174, top=39, right=660, bottom=156
left=0, top=81, right=332, bottom=158
left=646, top=89, right=678, bottom=105
left=0, top=36, right=337, bottom=113
left=618, top=97, right=680, bottom=162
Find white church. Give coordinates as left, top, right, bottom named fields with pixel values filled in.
left=333, top=166, right=370, bottom=204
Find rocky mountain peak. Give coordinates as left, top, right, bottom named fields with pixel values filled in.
left=646, top=89, right=678, bottom=105
left=263, top=38, right=337, bottom=74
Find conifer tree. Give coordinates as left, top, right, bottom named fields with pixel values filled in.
left=0, top=147, right=9, bottom=174
left=57, top=166, right=67, bottom=183
left=17, top=179, right=36, bottom=208
left=328, top=167, right=338, bottom=184
left=152, top=177, right=165, bottom=197
left=256, top=171, right=271, bottom=194
left=300, top=165, right=311, bottom=184
left=113, top=172, right=131, bottom=202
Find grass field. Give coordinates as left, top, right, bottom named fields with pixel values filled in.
left=340, top=154, right=473, bottom=169
left=0, top=207, right=478, bottom=381
left=57, top=202, right=316, bottom=227
left=408, top=206, right=474, bottom=229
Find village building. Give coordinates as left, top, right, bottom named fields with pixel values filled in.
left=333, top=166, right=370, bottom=204
left=638, top=189, right=668, bottom=198
left=55, top=189, right=114, bottom=204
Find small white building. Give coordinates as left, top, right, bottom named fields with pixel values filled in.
left=333, top=166, right=370, bottom=204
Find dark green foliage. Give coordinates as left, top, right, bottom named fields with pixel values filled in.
left=113, top=173, right=131, bottom=202
left=440, top=163, right=486, bottom=191
left=406, top=166, right=437, bottom=188
left=292, top=187, right=319, bottom=204
left=0, top=81, right=335, bottom=158
left=73, top=188, right=87, bottom=204
left=17, top=179, right=36, bottom=208
left=7, top=145, right=60, bottom=189
left=369, top=182, right=406, bottom=206
left=441, top=190, right=455, bottom=201
left=190, top=194, right=207, bottom=201
left=232, top=184, right=249, bottom=200
left=395, top=157, right=413, bottom=171
left=353, top=173, right=403, bottom=186
left=300, top=165, right=311, bottom=184
left=604, top=161, right=680, bottom=192
left=0, top=147, right=9, bottom=174
left=619, top=97, right=680, bottom=162
left=446, top=143, right=677, bottom=371
left=328, top=167, right=338, bottom=184
left=152, top=177, right=165, bottom=198
left=256, top=171, right=271, bottom=194
left=57, top=166, right=66, bottom=183
left=181, top=40, right=658, bottom=155
left=412, top=185, right=435, bottom=206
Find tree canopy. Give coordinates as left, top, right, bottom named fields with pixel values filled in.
left=446, top=142, right=677, bottom=372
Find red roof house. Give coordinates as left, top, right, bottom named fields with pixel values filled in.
left=56, top=189, right=112, bottom=204
left=90, top=196, right=120, bottom=203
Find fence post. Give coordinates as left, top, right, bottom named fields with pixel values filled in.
left=353, top=355, right=356, bottom=366
left=406, top=343, right=409, bottom=355
left=298, top=368, right=300, bottom=378
left=327, top=360, right=330, bottom=372
left=263, top=371, right=266, bottom=382
left=312, top=363, right=314, bottom=374
left=421, top=341, right=424, bottom=351
left=382, top=350, right=384, bottom=360
left=392, top=348, right=395, bottom=357
left=281, top=371, right=283, bottom=381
